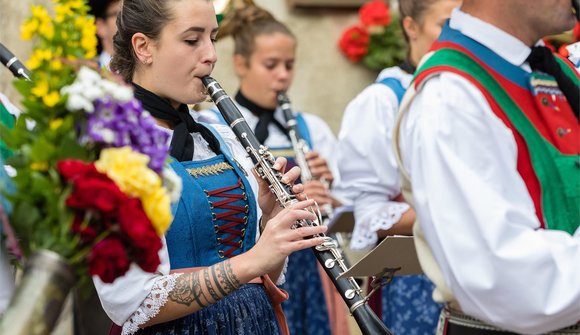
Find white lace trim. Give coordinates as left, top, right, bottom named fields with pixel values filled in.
left=350, top=202, right=410, bottom=250
left=121, top=273, right=183, bottom=335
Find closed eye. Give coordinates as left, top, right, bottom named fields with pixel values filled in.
left=185, top=40, right=198, bottom=46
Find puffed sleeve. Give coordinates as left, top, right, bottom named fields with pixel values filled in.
left=335, top=83, right=410, bottom=249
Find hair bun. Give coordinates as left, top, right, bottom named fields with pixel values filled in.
left=218, top=5, right=275, bottom=40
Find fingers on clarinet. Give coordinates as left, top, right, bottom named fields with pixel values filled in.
left=281, top=166, right=300, bottom=184
left=272, top=156, right=287, bottom=172
left=291, top=183, right=304, bottom=194
left=293, top=236, right=327, bottom=250
left=295, top=225, right=327, bottom=239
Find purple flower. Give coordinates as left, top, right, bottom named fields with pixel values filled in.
left=83, top=97, right=170, bottom=173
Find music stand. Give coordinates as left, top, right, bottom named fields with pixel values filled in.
left=326, top=205, right=354, bottom=233
left=339, top=235, right=422, bottom=278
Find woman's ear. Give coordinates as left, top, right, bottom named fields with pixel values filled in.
left=233, top=54, right=249, bottom=78
left=402, top=16, right=419, bottom=41
left=131, top=32, right=153, bottom=64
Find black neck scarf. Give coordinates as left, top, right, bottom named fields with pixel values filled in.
left=235, top=90, right=289, bottom=144
left=399, top=58, right=417, bottom=75
left=132, top=83, right=220, bottom=161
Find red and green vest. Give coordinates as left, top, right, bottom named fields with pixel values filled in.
left=413, top=24, right=580, bottom=235
left=0, top=100, right=15, bottom=159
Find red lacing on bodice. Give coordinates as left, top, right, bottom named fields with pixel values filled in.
left=205, top=178, right=249, bottom=258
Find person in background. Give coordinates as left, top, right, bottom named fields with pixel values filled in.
left=334, top=0, right=460, bottom=333
left=395, top=0, right=579, bottom=333
left=88, top=0, right=121, bottom=68
left=94, top=0, right=327, bottom=334
left=204, top=5, right=348, bottom=335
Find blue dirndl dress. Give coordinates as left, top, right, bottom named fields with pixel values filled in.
left=136, top=125, right=281, bottom=335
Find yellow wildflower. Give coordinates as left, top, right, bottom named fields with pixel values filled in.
left=49, top=59, right=63, bottom=71
left=49, top=118, right=64, bottom=130
left=54, top=4, right=73, bottom=23
left=95, top=147, right=162, bottom=199
left=31, top=80, right=49, bottom=98
left=43, top=91, right=60, bottom=107
left=21, top=19, right=39, bottom=41
left=38, top=20, right=54, bottom=39
left=142, top=188, right=173, bottom=235
left=30, top=5, right=50, bottom=22
left=30, top=162, right=49, bottom=171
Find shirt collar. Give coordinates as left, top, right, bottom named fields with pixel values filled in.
left=449, top=8, right=541, bottom=69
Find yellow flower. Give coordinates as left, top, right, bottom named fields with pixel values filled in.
left=38, top=21, right=54, bottom=39
left=21, top=19, right=39, bottom=41
left=31, top=80, right=49, bottom=97
left=49, top=59, right=63, bottom=71
left=95, top=147, right=162, bottom=199
left=30, top=5, right=50, bottom=22
left=54, top=4, right=73, bottom=22
left=30, top=162, right=49, bottom=171
left=43, top=91, right=60, bottom=107
left=49, top=118, right=64, bottom=130
left=142, top=188, right=172, bottom=235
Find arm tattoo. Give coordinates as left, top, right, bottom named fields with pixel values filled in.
left=168, top=273, right=207, bottom=308
left=203, top=267, right=221, bottom=302
left=167, top=261, right=241, bottom=309
left=215, top=260, right=242, bottom=294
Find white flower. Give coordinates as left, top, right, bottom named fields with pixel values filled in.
left=162, top=168, right=182, bottom=203
left=66, top=94, right=94, bottom=112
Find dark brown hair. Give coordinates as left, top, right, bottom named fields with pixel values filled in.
left=110, top=0, right=177, bottom=82
left=218, top=5, right=295, bottom=60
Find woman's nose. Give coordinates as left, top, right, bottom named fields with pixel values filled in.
left=202, top=41, right=217, bottom=65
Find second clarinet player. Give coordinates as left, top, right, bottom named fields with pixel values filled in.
left=203, top=76, right=392, bottom=335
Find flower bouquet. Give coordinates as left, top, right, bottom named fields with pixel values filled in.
left=338, top=0, right=406, bottom=71
left=0, top=0, right=180, bottom=333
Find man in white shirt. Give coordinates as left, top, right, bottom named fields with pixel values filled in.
left=396, top=1, right=580, bottom=334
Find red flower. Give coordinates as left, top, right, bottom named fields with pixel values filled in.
left=338, top=25, right=370, bottom=63
left=89, top=236, right=131, bottom=283
left=57, top=160, right=98, bottom=181
left=359, top=0, right=391, bottom=27
left=60, top=160, right=127, bottom=217
left=134, top=246, right=161, bottom=273
left=71, top=213, right=98, bottom=245
left=118, top=198, right=160, bottom=250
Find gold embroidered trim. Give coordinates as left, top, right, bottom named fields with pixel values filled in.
left=530, top=77, right=558, bottom=88
left=186, top=162, right=233, bottom=178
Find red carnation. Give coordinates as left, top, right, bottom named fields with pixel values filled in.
left=134, top=246, right=161, bottom=273
left=89, top=236, right=131, bottom=283
left=65, top=171, right=126, bottom=217
left=118, top=198, right=161, bottom=250
left=57, top=160, right=97, bottom=181
left=359, top=0, right=391, bottom=27
left=338, top=25, right=370, bottom=63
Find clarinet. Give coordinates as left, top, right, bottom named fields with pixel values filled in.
left=276, top=92, right=334, bottom=221
left=203, top=76, right=392, bottom=335
left=0, top=42, right=31, bottom=80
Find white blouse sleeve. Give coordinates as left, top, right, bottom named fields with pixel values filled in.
left=335, top=83, right=410, bottom=250
left=400, top=72, right=580, bottom=334
left=93, top=237, right=183, bottom=334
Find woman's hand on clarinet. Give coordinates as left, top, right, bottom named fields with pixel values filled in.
left=249, top=199, right=327, bottom=276
left=305, top=151, right=334, bottom=185
left=302, top=180, right=333, bottom=206
left=255, top=156, right=307, bottom=222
